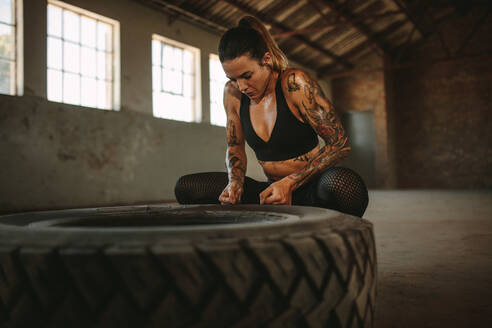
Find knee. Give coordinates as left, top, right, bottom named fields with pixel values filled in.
left=317, top=167, right=369, bottom=217
left=174, top=174, right=192, bottom=204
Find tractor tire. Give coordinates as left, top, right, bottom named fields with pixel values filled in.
left=0, top=204, right=376, bottom=328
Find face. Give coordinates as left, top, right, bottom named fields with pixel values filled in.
left=221, top=53, right=273, bottom=102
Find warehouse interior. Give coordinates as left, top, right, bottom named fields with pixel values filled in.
left=0, top=0, right=491, bottom=326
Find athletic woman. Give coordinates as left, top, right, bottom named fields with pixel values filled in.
left=175, top=16, right=368, bottom=217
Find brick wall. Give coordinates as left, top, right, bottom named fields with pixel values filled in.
left=394, top=8, right=492, bottom=188
left=331, top=53, right=397, bottom=188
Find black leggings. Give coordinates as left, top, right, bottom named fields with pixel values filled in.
left=174, top=167, right=369, bottom=217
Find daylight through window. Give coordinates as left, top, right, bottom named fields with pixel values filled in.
left=0, top=0, right=17, bottom=95
left=47, top=0, right=118, bottom=109
left=209, top=54, right=228, bottom=127
left=152, top=35, right=200, bottom=122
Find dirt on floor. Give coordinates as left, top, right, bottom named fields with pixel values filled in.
left=364, top=190, right=492, bottom=328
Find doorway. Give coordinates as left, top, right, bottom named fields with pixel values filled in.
left=339, top=110, right=376, bottom=188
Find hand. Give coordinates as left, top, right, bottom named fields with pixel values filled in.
left=219, top=181, right=243, bottom=204
left=259, top=178, right=295, bottom=205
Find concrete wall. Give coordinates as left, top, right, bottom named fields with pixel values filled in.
left=0, top=0, right=330, bottom=213
left=393, top=8, right=492, bottom=188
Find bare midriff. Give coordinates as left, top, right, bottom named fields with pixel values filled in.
left=258, top=143, right=320, bottom=181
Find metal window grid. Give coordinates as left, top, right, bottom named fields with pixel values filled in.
left=0, top=0, right=17, bottom=95
left=47, top=3, right=114, bottom=109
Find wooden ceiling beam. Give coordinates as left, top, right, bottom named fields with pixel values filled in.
left=137, top=0, right=228, bottom=32
left=316, top=0, right=391, bottom=55
left=318, top=19, right=407, bottom=77
left=220, top=0, right=354, bottom=69
left=391, top=0, right=427, bottom=37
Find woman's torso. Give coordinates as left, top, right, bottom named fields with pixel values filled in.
left=239, top=71, right=319, bottom=181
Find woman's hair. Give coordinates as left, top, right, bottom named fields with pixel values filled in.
left=218, top=16, right=288, bottom=72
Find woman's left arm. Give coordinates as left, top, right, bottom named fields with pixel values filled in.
left=259, top=69, right=350, bottom=205
left=285, top=69, right=351, bottom=189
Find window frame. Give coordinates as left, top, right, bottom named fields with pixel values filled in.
left=208, top=53, right=229, bottom=127
left=0, top=0, right=23, bottom=96
left=46, top=0, right=120, bottom=110
left=152, top=33, right=201, bottom=122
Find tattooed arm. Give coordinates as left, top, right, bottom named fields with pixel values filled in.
left=218, top=81, right=247, bottom=204
left=285, top=69, right=350, bottom=189
left=259, top=69, right=350, bottom=205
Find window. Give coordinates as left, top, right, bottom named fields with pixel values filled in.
left=152, top=34, right=200, bottom=122
left=209, top=54, right=228, bottom=127
left=0, top=0, right=21, bottom=95
left=47, top=0, right=120, bottom=109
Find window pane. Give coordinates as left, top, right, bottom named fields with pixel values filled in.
left=97, top=22, right=111, bottom=51
left=63, top=72, right=80, bottom=105
left=183, top=74, right=193, bottom=98
left=47, top=4, right=62, bottom=37
left=63, top=10, right=80, bottom=43
left=209, top=55, right=229, bottom=126
left=162, top=68, right=182, bottom=95
left=48, top=2, right=116, bottom=110
left=0, top=24, right=14, bottom=60
left=152, top=37, right=198, bottom=122
left=152, top=40, right=161, bottom=66
left=173, top=70, right=183, bottom=94
left=81, top=16, right=96, bottom=48
left=47, top=36, right=62, bottom=69
left=64, top=42, right=80, bottom=73
left=162, top=45, right=173, bottom=69
left=183, top=50, right=193, bottom=74
left=0, top=59, right=13, bottom=94
left=211, top=103, right=227, bottom=127
left=105, top=52, right=112, bottom=81
left=152, top=65, right=160, bottom=91
left=47, top=68, right=62, bottom=102
left=81, top=77, right=97, bottom=107
left=174, top=47, right=183, bottom=72
left=0, top=0, right=14, bottom=25
left=96, top=50, right=106, bottom=79
left=81, top=46, right=96, bottom=77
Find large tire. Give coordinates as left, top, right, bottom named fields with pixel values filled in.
left=0, top=205, right=376, bottom=328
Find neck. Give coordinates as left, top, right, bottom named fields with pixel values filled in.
left=252, top=70, right=279, bottom=104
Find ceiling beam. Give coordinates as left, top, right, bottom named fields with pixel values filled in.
left=316, top=0, right=391, bottom=55
left=272, top=11, right=404, bottom=38
left=220, top=0, right=354, bottom=69
left=391, top=0, right=427, bottom=37
left=318, top=19, right=407, bottom=77
left=137, top=0, right=228, bottom=33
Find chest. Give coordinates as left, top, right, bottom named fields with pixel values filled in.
left=249, top=95, right=277, bottom=143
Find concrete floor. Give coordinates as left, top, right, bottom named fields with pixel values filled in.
left=364, top=190, right=492, bottom=328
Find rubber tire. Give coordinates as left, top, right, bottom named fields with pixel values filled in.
left=0, top=204, right=377, bottom=328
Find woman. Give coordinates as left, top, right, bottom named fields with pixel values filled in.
left=175, top=16, right=368, bottom=217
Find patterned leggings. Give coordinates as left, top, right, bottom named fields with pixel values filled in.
left=174, top=167, right=369, bottom=217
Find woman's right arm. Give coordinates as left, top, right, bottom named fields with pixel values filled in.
left=219, top=81, right=247, bottom=204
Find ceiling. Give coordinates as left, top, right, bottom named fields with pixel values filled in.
left=135, top=0, right=490, bottom=78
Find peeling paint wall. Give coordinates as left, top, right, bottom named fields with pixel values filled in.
left=0, top=95, right=230, bottom=212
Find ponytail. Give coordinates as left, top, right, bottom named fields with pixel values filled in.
left=218, top=16, right=288, bottom=72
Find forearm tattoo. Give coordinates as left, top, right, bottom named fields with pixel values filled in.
left=226, top=119, right=239, bottom=146
left=286, top=72, right=350, bottom=188
left=226, top=120, right=245, bottom=183
left=293, top=154, right=310, bottom=162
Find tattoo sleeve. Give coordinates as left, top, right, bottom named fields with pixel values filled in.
left=226, top=119, right=246, bottom=184
left=287, top=71, right=350, bottom=189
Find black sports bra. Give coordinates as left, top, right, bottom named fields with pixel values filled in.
left=239, top=73, right=319, bottom=161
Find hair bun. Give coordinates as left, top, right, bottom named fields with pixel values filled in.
left=237, top=16, right=252, bottom=28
